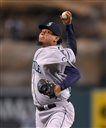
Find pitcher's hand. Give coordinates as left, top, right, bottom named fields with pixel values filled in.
left=60, top=11, right=72, bottom=25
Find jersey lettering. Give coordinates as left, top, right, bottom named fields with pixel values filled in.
left=32, top=60, right=41, bottom=74
left=59, top=49, right=69, bottom=61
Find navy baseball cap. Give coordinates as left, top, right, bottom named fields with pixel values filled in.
left=39, top=22, right=62, bottom=37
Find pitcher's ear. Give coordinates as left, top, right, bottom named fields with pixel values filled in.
left=55, top=36, right=60, bottom=41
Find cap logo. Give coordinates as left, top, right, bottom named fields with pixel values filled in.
left=47, top=22, right=53, bottom=26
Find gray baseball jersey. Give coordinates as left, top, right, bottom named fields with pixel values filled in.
left=31, top=45, right=76, bottom=106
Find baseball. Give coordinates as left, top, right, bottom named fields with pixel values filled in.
left=62, top=12, right=68, bottom=19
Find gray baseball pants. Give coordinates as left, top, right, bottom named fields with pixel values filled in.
left=35, top=101, right=75, bottom=128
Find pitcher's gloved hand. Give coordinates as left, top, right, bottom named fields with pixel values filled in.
left=37, top=79, right=61, bottom=98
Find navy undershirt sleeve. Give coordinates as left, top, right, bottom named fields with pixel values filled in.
left=59, top=66, right=81, bottom=90
left=57, top=25, right=79, bottom=89
left=66, top=24, right=77, bottom=56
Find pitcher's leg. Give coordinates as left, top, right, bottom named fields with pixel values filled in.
left=35, top=109, right=44, bottom=128
left=45, top=112, right=74, bottom=128
left=44, top=103, right=75, bottom=128
left=44, top=111, right=66, bottom=128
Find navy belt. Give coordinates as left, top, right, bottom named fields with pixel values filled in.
left=36, top=103, right=56, bottom=111
left=36, top=99, right=70, bottom=111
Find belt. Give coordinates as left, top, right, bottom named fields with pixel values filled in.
left=36, top=103, right=56, bottom=111
left=36, top=99, right=70, bottom=111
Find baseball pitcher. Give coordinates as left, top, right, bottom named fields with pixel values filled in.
left=31, top=11, right=80, bottom=128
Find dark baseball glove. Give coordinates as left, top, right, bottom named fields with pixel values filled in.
left=37, top=79, right=57, bottom=98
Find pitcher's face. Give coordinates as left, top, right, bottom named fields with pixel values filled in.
left=39, top=29, right=59, bottom=46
